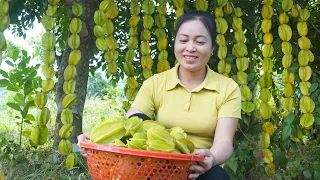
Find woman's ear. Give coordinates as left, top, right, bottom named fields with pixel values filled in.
left=211, top=45, right=216, bottom=55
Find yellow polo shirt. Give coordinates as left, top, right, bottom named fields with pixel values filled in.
left=131, top=64, right=241, bottom=149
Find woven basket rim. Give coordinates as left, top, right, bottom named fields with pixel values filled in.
left=80, top=141, right=204, bottom=161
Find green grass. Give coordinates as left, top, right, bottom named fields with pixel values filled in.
left=2, top=150, right=91, bottom=180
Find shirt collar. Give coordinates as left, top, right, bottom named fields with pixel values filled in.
left=165, top=63, right=220, bottom=93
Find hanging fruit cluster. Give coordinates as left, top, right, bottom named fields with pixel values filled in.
left=194, top=0, right=208, bottom=12
left=96, top=0, right=119, bottom=76
left=30, top=0, right=60, bottom=148
left=231, top=8, right=254, bottom=115
left=279, top=0, right=294, bottom=118
left=172, top=0, right=185, bottom=68
left=59, top=2, right=84, bottom=169
left=173, top=0, right=185, bottom=19
left=0, top=0, right=10, bottom=54
left=122, top=0, right=140, bottom=111
left=215, top=0, right=229, bottom=77
left=140, top=0, right=155, bottom=79
left=259, top=0, right=275, bottom=176
left=90, top=116, right=195, bottom=154
left=223, top=2, right=232, bottom=15
left=259, top=0, right=274, bottom=121
left=155, top=0, right=170, bottom=73
left=297, top=8, right=315, bottom=129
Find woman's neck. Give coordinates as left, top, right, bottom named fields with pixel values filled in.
left=178, top=67, right=207, bottom=91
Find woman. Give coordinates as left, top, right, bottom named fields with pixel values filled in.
left=78, top=11, right=241, bottom=180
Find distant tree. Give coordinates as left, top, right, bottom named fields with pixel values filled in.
left=86, top=71, right=111, bottom=97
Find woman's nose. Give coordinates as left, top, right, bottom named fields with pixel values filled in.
left=186, top=42, right=196, bottom=52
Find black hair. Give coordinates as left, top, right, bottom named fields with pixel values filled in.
left=173, top=11, right=217, bottom=48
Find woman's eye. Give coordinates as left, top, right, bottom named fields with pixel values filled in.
left=179, top=40, right=187, bottom=43
left=197, top=41, right=205, bottom=45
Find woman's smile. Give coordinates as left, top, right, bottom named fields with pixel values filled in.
left=183, top=55, right=199, bottom=62
left=174, top=19, right=214, bottom=73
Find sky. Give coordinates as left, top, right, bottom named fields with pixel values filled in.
left=1, top=21, right=44, bottom=71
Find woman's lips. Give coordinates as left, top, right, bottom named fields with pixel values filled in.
left=183, top=55, right=198, bottom=62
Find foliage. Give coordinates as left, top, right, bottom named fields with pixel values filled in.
left=0, top=132, right=90, bottom=180
left=83, top=90, right=126, bottom=132
left=221, top=0, right=320, bottom=178
left=0, top=43, right=41, bottom=145
left=87, top=71, right=120, bottom=97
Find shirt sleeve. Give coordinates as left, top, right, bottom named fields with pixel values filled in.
left=218, top=80, right=242, bottom=119
left=131, top=77, right=155, bottom=118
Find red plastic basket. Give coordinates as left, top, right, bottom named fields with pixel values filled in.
left=80, top=142, right=204, bottom=180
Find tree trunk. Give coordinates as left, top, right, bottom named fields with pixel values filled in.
left=53, top=0, right=100, bottom=149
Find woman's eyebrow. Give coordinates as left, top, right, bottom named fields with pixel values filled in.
left=177, top=34, right=207, bottom=39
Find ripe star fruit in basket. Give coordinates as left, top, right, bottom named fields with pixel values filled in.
left=90, top=120, right=126, bottom=144
left=136, top=120, right=165, bottom=132
left=91, top=116, right=195, bottom=154
left=127, top=132, right=147, bottom=150
left=124, top=116, right=142, bottom=136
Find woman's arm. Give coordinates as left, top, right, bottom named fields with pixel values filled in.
left=188, top=117, right=238, bottom=179
left=210, top=117, right=238, bottom=166
left=125, top=107, right=145, bottom=118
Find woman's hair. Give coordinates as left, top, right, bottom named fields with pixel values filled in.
left=173, top=11, right=217, bottom=48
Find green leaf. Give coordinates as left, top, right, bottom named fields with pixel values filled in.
left=242, top=115, right=250, bottom=126
left=310, top=83, right=319, bottom=93
left=101, top=64, right=106, bottom=71
left=6, top=103, right=21, bottom=112
left=287, top=160, right=301, bottom=170
left=24, top=120, right=32, bottom=124
left=10, top=71, right=23, bottom=83
left=22, top=50, right=28, bottom=58
left=0, top=69, right=9, bottom=78
left=0, top=79, right=10, bottom=87
left=22, top=106, right=29, bottom=118
left=25, top=114, right=35, bottom=121
left=274, top=151, right=287, bottom=166
left=5, top=60, right=14, bottom=67
left=303, top=170, right=312, bottom=179
left=24, top=80, right=32, bottom=95
left=25, top=70, right=37, bottom=80
left=225, top=157, right=238, bottom=173
left=11, top=47, right=20, bottom=61
left=287, top=66, right=296, bottom=73
left=282, top=125, right=291, bottom=141
left=22, top=100, right=34, bottom=118
left=315, top=117, right=320, bottom=125
left=247, top=73, right=255, bottom=82
left=286, top=112, right=294, bottom=124
left=7, top=43, right=14, bottom=59
left=315, top=171, right=320, bottom=180
left=25, top=100, right=35, bottom=109
left=6, top=85, right=20, bottom=92
left=13, top=93, right=24, bottom=106
left=274, top=174, right=282, bottom=180
left=225, top=54, right=236, bottom=63
left=314, top=164, right=320, bottom=171
left=310, top=89, right=320, bottom=100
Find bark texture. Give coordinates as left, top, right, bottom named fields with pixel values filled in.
left=53, top=0, right=100, bottom=148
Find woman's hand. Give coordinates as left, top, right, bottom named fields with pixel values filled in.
left=77, top=132, right=91, bottom=156
left=188, top=149, right=215, bottom=180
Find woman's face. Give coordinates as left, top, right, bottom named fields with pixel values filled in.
left=174, top=19, right=214, bottom=73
